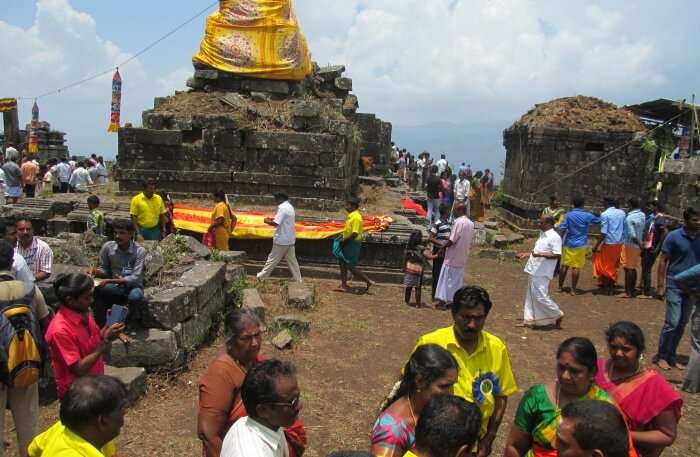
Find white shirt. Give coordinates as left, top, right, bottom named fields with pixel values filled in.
left=417, top=158, right=426, bottom=174
left=524, top=228, right=562, bottom=279
left=436, top=158, right=448, bottom=174
left=454, top=178, right=471, bottom=201
left=220, top=416, right=289, bottom=457
left=12, top=252, right=35, bottom=293
left=55, top=162, right=71, bottom=183
left=68, top=167, right=93, bottom=190
left=273, top=201, right=296, bottom=246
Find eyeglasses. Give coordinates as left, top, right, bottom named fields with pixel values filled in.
left=263, top=395, right=301, bottom=409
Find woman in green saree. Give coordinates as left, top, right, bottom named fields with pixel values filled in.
left=503, top=337, right=632, bottom=457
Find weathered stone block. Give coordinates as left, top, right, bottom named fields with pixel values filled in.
left=225, top=263, right=246, bottom=284
left=250, top=91, right=270, bottom=102
left=240, top=79, right=290, bottom=95
left=191, top=114, right=239, bottom=130
left=109, top=329, right=183, bottom=369
left=220, top=93, right=249, bottom=112
left=272, top=330, right=293, bottom=350
left=178, top=261, right=226, bottom=310
left=273, top=315, right=310, bottom=334
left=173, top=311, right=213, bottom=352
left=119, top=128, right=182, bottom=146
left=194, top=69, right=219, bottom=80
left=287, top=150, right=320, bottom=166
left=142, top=287, right=197, bottom=329
left=105, top=365, right=147, bottom=404
left=335, top=77, right=353, bottom=91
left=343, top=95, right=359, bottom=115
left=293, top=100, right=321, bottom=118
left=286, top=283, right=315, bottom=310
left=245, top=131, right=344, bottom=153
left=316, top=65, right=346, bottom=81
left=242, top=289, right=266, bottom=321
left=218, top=251, right=247, bottom=263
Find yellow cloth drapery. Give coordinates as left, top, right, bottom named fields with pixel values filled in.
left=193, top=0, right=312, bottom=80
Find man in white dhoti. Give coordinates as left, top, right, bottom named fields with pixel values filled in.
left=434, top=204, right=474, bottom=310
left=518, top=215, right=564, bottom=328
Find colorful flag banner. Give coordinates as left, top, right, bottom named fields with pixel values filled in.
left=0, top=98, right=17, bottom=112
left=28, top=100, right=39, bottom=154
left=172, top=204, right=393, bottom=240
left=107, top=69, right=122, bottom=133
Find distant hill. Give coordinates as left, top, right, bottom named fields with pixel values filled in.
left=391, top=121, right=508, bottom=181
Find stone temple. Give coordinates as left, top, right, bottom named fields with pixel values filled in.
left=500, top=96, right=655, bottom=229
left=116, top=0, right=392, bottom=210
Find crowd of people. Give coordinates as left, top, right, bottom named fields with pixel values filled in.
left=0, top=147, right=108, bottom=204
left=0, top=144, right=695, bottom=456
left=390, top=146, right=496, bottom=226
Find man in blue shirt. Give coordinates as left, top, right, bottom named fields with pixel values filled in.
left=592, top=197, right=625, bottom=295
left=622, top=198, right=646, bottom=298
left=654, top=206, right=700, bottom=370
left=558, top=196, right=601, bottom=295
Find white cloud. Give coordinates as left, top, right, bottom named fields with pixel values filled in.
left=297, top=0, right=665, bottom=125
left=0, top=0, right=683, bottom=168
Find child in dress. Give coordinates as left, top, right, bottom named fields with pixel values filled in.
left=402, top=230, right=430, bottom=307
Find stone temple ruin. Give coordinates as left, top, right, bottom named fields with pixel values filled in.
left=116, top=64, right=392, bottom=210
left=501, top=96, right=655, bottom=230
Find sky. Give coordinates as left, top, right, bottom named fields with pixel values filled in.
left=1, top=0, right=698, bottom=176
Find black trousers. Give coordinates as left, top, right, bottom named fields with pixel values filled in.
left=641, top=249, right=659, bottom=294
left=432, top=256, right=445, bottom=299
left=24, top=184, right=35, bottom=198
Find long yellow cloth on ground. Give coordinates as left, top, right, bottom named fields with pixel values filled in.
left=173, top=204, right=392, bottom=240
left=193, top=0, right=312, bottom=80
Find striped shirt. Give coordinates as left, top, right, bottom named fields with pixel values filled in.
left=16, top=237, right=53, bottom=277
left=430, top=218, right=452, bottom=258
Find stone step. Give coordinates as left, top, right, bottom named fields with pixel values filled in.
left=105, top=365, right=147, bottom=404
left=245, top=260, right=433, bottom=286
left=242, top=288, right=266, bottom=321
left=286, top=283, right=315, bottom=310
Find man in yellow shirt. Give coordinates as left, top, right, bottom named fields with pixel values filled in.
left=332, top=197, right=374, bottom=292
left=129, top=180, right=167, bottom=241
left=412, top=286, right=518, bottom=457
left=403, top=395, right=481, bottom=457
left=28, top=375, right=126, bottom=457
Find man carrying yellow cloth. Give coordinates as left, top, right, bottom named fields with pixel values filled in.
left=558, top=196, right=601, bottom=295
left=193, top=0, right=312, bottom=80
left=28, top=376, right=126, bottom=457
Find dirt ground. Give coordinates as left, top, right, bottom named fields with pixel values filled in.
left=6, top=249, right=691, bottom=456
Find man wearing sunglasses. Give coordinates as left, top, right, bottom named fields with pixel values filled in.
left=221, top=359, right=303, bottom=457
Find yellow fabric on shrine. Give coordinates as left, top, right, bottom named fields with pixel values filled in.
left=193, top=0, right=312, bottom=80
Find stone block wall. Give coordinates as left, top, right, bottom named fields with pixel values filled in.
left=117, top=126, right=356, bottom=207
left=502, top=125, right=655, bottom=221
left=355, top=113, right=393, bottom=174
left=657, top=158, right=700, bottom=220
left=109, top=259, right=245, bottom=370
left=116, top=64, right=393, bottom=209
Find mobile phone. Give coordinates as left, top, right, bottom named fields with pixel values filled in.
left=106, top=304, right=129, bottom=326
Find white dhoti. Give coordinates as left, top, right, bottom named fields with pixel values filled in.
left=256, top=244, right=302, bottom=282
left=524, top=274, right=563, bottom=326
left=435, top=264, right=465, bottom=303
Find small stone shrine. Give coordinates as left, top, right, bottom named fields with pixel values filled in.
left=501, top=96, right=654, bottom=228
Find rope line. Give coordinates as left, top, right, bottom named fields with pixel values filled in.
left=17, top=0, right=218, bottom=101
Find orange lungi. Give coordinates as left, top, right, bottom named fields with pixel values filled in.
left=592, top=243, right=622, bottom=284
